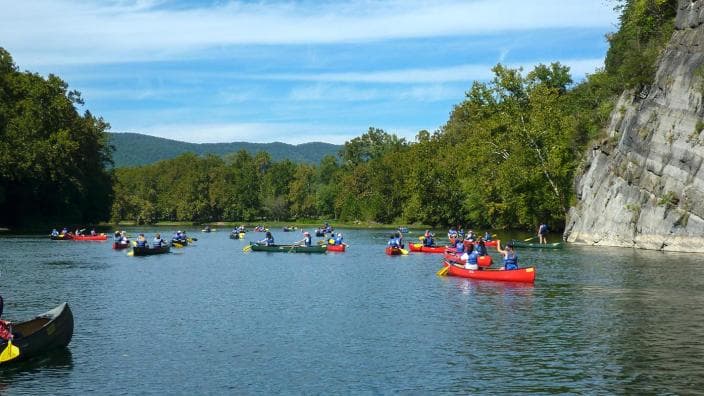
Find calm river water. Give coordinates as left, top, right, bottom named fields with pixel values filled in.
left=0, top=227, right=702, bottom=394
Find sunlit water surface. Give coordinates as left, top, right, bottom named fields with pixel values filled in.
left=0, top=228, right=702, bottom=394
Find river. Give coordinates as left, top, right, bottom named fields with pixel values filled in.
left=0, top=227, right=702, bottom=394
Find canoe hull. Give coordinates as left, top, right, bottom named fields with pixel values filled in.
left=385, top=246, right=402, bottom=255
left=409, top=243, right=447, bottom=253
left=0, top=303, right=74, bottom=365
left=326, top=244, right=346, bottom=252
left=112, top=242, right=130, bottom=250
left=444, top=261, right=536, bottom=283
left=72, top=234, right=107, bottom=241
left=511, top=240, right=563, bottom=249
left=133, top=245, right=171, bottom=256
left=249, top=243, right=326, bottom=253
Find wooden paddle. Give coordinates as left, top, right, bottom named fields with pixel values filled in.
left=0, top=339, right=20, bottom=363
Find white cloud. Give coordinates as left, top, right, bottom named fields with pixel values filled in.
left=1, top=0, right=617, bottom=66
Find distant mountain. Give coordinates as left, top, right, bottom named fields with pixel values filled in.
left=108, top=132, right=342, bottom=168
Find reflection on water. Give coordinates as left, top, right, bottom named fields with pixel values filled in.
left=0, top=230, right=702, bottom=393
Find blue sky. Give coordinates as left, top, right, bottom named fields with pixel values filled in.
left=0, top=0, right=618, bottom=144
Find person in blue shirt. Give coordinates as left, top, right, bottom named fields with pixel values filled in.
left=538, top=223, right=549, bottom=244
left=461, top=249, right=479, bottom=270
left=51, top=229, right=59, bottom=237
left=484, top=231, right=493, bottom=241
left=259, top=231, right=275, bottom=246
left=474, top=239, right=488, bottom=256
left=136, top=233, right=148, bottom=247
left=296, top=231, right=312, bottom=247
left=388, top=234, right=400, bottom=248
left=423, top=230, right=435, bottom=247
left=455, top=238, right=465, bottom=254
left=152, top=233, right=165, bottom=247
left=333, top=233, right=344, bottom=245
left=496, top=240, right=518, bottom=270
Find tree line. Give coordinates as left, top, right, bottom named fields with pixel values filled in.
left=0, top=0, right=678, bottom=230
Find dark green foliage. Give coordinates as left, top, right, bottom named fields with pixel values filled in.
left=0, top=48, right=113, bottom=227
left=109, top=132, right=341, bottom=167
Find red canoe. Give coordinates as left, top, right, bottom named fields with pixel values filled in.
left=385, top=246, right=403, bottom=256
left=444, top=253, right=493, bottom=267
left=443, top=260, right=535, bottom=283
left=73, top=234, right=108, bottom=241
left=408, top=243, right=448, bottom=253
left=112, top=241, right=131, bottom=250
left=326, top=244, right=346, bottom=252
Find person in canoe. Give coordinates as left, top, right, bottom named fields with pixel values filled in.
left=395, top=231, right=404, bottom=248
left=61, top=227, right=69, bottom=236
left=296, top=231, right=312, bottom=247
left=474, top=238, right=488, bottom=256
left=423, top=230, right=435, bottom=247
left=538, top=223, right=549, bottom=244
left=51, top=229, right=59, bottom=237
left=333, top=233, right=344, bottom=245
left=461, top=248, right=479, bottom=270
left=454, top=237, right=465, bottom=254
left=388, top=234, right=401, bottom=248
left=447, top=227, right=457, bottom=241
left=496, top=240, right=519, bottom=270
left=484, top=231, right=493, bottom=241
left=258, top=231, right=275, bottom=246
left=152, top=233, right=166, bottom=247
left=90, top=229, right=97, bottom=236
left=0, top=296, right=15, bottom=341
left=136, top=233, right=148, bottom=248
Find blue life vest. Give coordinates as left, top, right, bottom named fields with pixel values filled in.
left=475, top=244, right=487, bottom=256
left=455, top=241, right=464, bottom=253
left=334, top=237, right=343, bottom=245
left=503, top=252, right=518, bottom=270
left=468, top=250, right=479, bottom=265
left=136, top=239, right=148, bottom=247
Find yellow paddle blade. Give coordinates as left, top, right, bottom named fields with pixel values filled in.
left=399, top=248, right=408, bottom=255
left=436, top=266, right=449, bottom=276
left=0, top=339, right=20, bottom=363
left=418, top=236, right=425, bottom=240
left=127, top=250, right=134, bottom=256
left=242, top=244, right=252, bottom=252
left=173, top=242, right=184, bottom=248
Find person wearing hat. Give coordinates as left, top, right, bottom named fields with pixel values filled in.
left=296, top=231, right=312, bottom=247
left=496, top=240, right=519, bottom=270
left=333, top=233, right=344, bottom=246
left=0, top=296, right=14, bottom=341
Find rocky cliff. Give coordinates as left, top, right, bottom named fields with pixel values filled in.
left=565, top=0, right=704, bottom=252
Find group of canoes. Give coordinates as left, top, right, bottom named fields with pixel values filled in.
left=50, top=227, right=107, bottom=241
left=242, top=228, right=346, bottom=253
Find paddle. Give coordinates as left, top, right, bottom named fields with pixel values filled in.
left=0, top=339, right=20, bottom=363
left=242, top=244, right=252, bottom=252
left=399, top=247, right=409, bottom=255
left=436, top=265, right=449, bottom=276
left=523, top=236, right=537, bottom=242
left=172, top=242, right=184, bottom=248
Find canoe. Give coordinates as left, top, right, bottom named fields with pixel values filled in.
left=132, top=245, right=171, bottom=256
left=385, top=246, right=403, bottom=256
left=0, top=302, right=73, bottom=365
left=408, top=243, right=448, bottom=253
left=443, top=253, right=493, bottom=267
left=72, top=234, right=107, bottom=241
left=171, top=239, right=188, bottom=247
left=50, top=234, right=72, bottom=240
left=482, top=240, right=497, bottom=247
left=112, top=241, right=130, bottom=250
left=249, top=243, right=326, bottom=253
left=511, top=240, right=563, bottom=249
left=230, top=232, right=247, bottom=240
left=201, top=228, right=215, bottom=233
left=326, top=244, right=346, bottom=252
left=443, top=260, right=536, bottom=283
left=282, top=227, right=297, bottom=232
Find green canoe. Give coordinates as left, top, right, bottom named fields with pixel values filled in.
left=249, top=243, right=327, bottom=253
left=511, top=240, right=564, bottom=249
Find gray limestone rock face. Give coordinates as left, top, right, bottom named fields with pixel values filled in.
left=565, top=0, right=704, bottom=252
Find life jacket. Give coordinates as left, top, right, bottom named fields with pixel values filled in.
left=334, top=237, right=342, bottom=245
left=136, top=239, right=148, bottom=247
left=503, top=252, right=518, bottom=270
left=455, top=241, right=464, bottom=253
left=468, top=250, right=479, bottom=265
